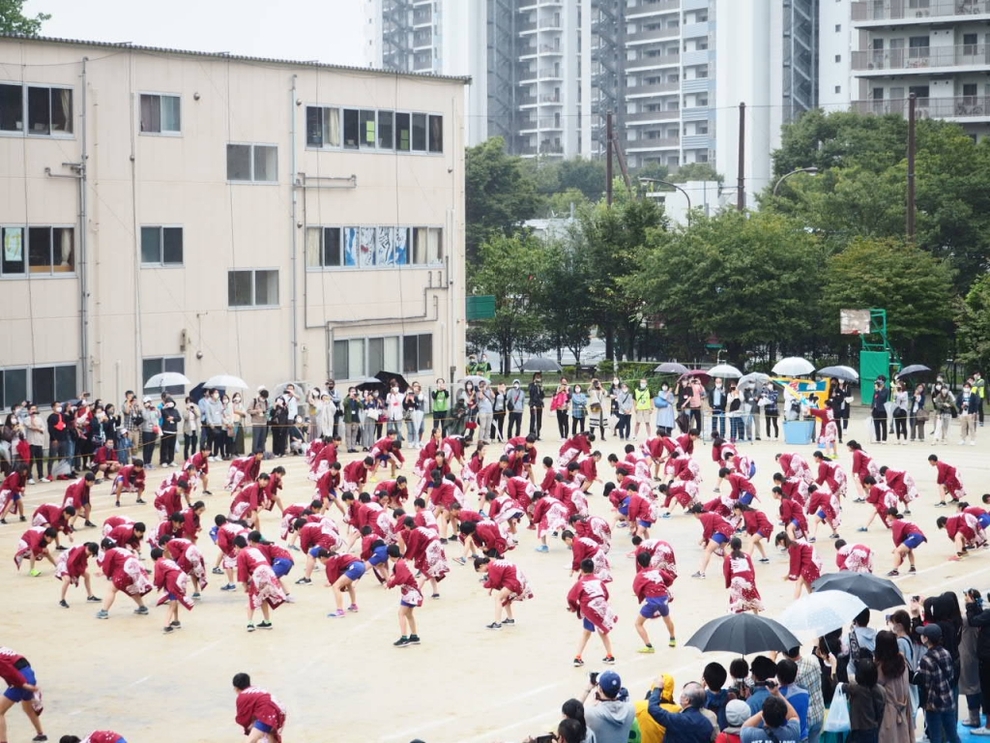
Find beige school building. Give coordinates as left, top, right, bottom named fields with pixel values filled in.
left=0, top=35, right=467, bottom=405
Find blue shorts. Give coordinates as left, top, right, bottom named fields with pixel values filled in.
left=344, top=561, right=366, bottom=581
left=166, top=593, right=178, bottom=601
left=209, top=525, right=219, bottom=543
left=816, top=509, right=827, bottom=520
left=640, top=595, right=670, bottom=618
left=789, top=519, right=801, bottom=529
left=253, top=720, right=273, bottom=734
left=376, top=454, right=390, bottom=464
left=979, top=514, right=990, bottom=529
left=272, top=557, right=293, bottom=578
left=711, top=532, right=728, bottom=545
left=903, top=533, right=925, bottom=550
left=739, top=491, right=755, bottom=506
left=618, top=498, right=630, bottom=517
left=583, top=617, right=596, bottom=632
left=368, top=545, right=389, bottom=567
left=308, top=546, right=323, bottom=558
left=400, top=600, right=418, bottom=608
left=638, top=519, right=653, bottom=528
left=3, top=664, right=35, bottom=702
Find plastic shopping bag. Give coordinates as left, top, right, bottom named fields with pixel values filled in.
left=823, top=684, right=852, bottom=733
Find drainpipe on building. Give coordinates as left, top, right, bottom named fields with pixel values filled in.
left=79, top=57, right=90, bottom=391
left=290, top=74, right=299, bottom=380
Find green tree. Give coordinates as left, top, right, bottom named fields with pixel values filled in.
left=668, top=162, right=723, bottom=183
left=632, top=161, right=670, bottom=183
left=465, top=137, right=539, bottom=263
left=633, top=210, right=825, bottom=364
left=956, top=275, right=990, bottom=373
left=468, top=233, right=549, bottom=374
left=0, top=0, right=49, bottom=34
left=539, top=239, right=595, bottom=366
left=822, top=237, right=955, bottom=367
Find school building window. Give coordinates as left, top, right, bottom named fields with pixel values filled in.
left=0, top=226, right=75, bottom=276
left=0, top=364, right=77, bottom=408
left=139, top=93, right=181, bottom=134
left=227, top=269, right=279, bottom=308
left=142, top=356, right=186, bottom=395
left=226, top=143, right=278, bottom=182
left=332, top=333, right=434, bottom=380
left=140, top=226, right=183, bottom=266
left=305, top=105, right=443, bottom=154
left=0, top=83, right=73, bottom=136
left=305, top=226, right=443, bottom=269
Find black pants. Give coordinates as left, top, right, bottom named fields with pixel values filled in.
left=978, top=657, right=990, bottom=724
left=492, top=411, right=505, bottom=441
left=159, top=431, right=177, bottom=465
left=529, top=407, right=543, bottom=438
left=272, top=426, right=288, bottom=456
left=894, top=412, right=908, bottom=440
left=507, top=411, right=522, bottom=438
left=872, top=411, right=888, bottom=442
left=210, top=426, right=224, bottom=457
left=556, top=409, right=569, bottom=438
left=433, top=411, right=448, bottom=437
left=30, top=445, right=44, bottom=480
left=571, top=416, right=585, bottom=435
left=183, top=432, right=198, bottom=461
left=141, top=431, right=157, bottom=464
left=764, top=413, right=779, bottom=439
left=617, top=413, right=631, bottom=439
left=688, top=408, right=702, bottom=431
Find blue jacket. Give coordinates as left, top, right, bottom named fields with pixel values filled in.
left=647, top=691, right=714, bottom=743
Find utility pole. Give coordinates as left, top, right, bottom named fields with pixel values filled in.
left=736, top=102, right=746, bottom=211
left=906, top=93, right=917, bottom=242
left=606, top=111, right=614, bottom=207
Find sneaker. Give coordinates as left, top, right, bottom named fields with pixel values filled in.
left=935, top=502, right=947, bottom=508
left=534, top=545, right=549, bottom=553
left=170, top=620, right=182, bottom=628
left=669, top=637, right=677, bottom=648
left=59, top=599, right=69, bottom=608
left=295, top=577, right=312, bottom=585
left=203, top=490, right=213, bottom=496
left=808, top=537, right=816, bottom=543
left=27, top=478, right=36, bottom=485
left=135, top=498, right=146, bottom=504
left=829, top=533, right=841, bottom=539
left=134, top=606, right=149, bottom=615
left=486, top=622, right=502, bottom=630
left=857, top=527, right=868, bottom=533
left=211, top=567, right=223, bottom=575
left=55, top=545, right=67, bottom=551
left=431, top=593, right=440, bottom=599
left=638, top=645, right=656, bottom=654
left=0, top=518, right=5, bottom=524
left=453, top=557, right=466, bottom=565
left=258, top=621, right=273, bottom=630
left=84, top=520, right=96, bottom=527
left=41, top=477, right=51, bottom=483
left=247, top=623, right=256, bottom=632
left=163, top=625, right=175, bottom=634
left=192, top=592, right=201, bottom=600
left=29, top=569, right=41, bottom=577
left=691, top=571, right=705, bottom=579
left=886, top=569, right=900, bottom=577
left=86, top=595, right=101, bottom=602
left=393, top=636, right=410, bottom=648
left=347, top=603, right=359, bottom=612
left=327, top=610, right=346, bottom=618
left=32, top=736, right=48, bottom=742
left=114, top=501, right=121, bottom=508
left=407, top=634, right=420, bottom=645
left=970, top=728, right=990, bottom=736
left=96, top=609, right=109, bottom=619
left=758, top=557, right=770, bottom=564
left=602, top=655, right=615, bottom=664
left=909, top=565, right=917, bottom=574
left=502, top=618, right=515, bottom=625
left=220, top=583, right=236, bottom=591
left=573, top=657, right=584, bottom=667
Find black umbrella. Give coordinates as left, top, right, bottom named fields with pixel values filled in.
left=356, top=377, right=386, bottom=393
left=375, top=371, right=410, bottom=393
left=685, top=612, right=801, bottom=655
left=522, top=357, right=563, bottom=373
left=896, top=364, right=932, bottom=379
left=654, top=362, right=689, bottom=375
left=811, top=573, right=904, bottom=611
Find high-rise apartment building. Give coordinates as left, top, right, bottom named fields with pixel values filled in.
left=365, top=0, right=821, bottom=199
left=821, top=0, right=990, bottom=138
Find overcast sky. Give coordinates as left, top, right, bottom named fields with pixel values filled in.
left=23, top=0, right=367, bottom=66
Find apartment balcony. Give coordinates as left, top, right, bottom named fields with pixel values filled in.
left=625, top=82, right=681, bottom=97
left=852, top=44, right=990, bottom=73
left=851, top=0, right=990, bottom=24
left=626, top=110, right=680, bottom=123
left=682, top=77, right=711, bottom=94
left=852, top=96, right=990, bottom=121
left=518, top=94, right=539, bottom=107
left=626, top=0, right=680, bottom=20
left=626, top=53, right=681, bottom=72
left=540, top=92, right=562, bottom=103
left=517, top=19, right=562, bottom=34
left=625, top=27, right=680, bottom=45
left=682, top=49, right=711, bottom=67
left=681, top=134, right=711, bottom=149
left=627, top=138, right=680, bottom=152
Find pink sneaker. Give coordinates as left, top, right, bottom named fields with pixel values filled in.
left=347, top=603, right=359, bottom=612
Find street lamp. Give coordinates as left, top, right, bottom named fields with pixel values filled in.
left=638, top=177, right=692, bottom=223
left=772, top=166, right=819, bottom=197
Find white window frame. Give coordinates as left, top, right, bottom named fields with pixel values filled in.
left=305, top=224, right=443, bottom=270
left=0, top=82, right=74, bottom=138
left=309, top=103, right=444, bottom=156
left=331, top=334, right=432, bottom=380
left=227, top=268, right=280, bottom=309
left=139, top=92, right=182, bottom=135
left=0, top=363, right=77, bottom=407
left=226, top=142, right=278, bottom=184
left=142, top=355, right=186, bottom=395
left=0, top=224, right=76, bottom=278
left=140, top=225, right=184, bottom=267
left=304, top=105, right=341, bottom=149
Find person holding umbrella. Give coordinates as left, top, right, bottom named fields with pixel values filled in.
left=527, top=374, right=545, bottom=440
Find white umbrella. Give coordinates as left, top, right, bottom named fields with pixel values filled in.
left=204, top=374, right=249, bottom=390
left=144, top=372, right=191, bottom=389
left=778, top=590, right=867, bottom=638
left=456, top=375, right=487, bottom=387
left=816, top=365, right=859, bottom=382
left=772, top=357, right=815, bottom=376
left=738, top=372, right=770, bottom=389
left=708, top=363, right=743, bottom=379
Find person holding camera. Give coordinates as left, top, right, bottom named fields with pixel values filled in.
left=740, top=682, right=801, bottom=743
left=648, top=680, right=715, bottom=743
left=574, top=670, right=635, bottom=743
left=914, top=623, right=961, bottom=743
left=871, top=377, right=889, bottom=444
left=965, top=589, right=990, bottom=734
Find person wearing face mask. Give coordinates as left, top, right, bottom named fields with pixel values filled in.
left=528, top=374, right=545, bottom=439
left=570, top=385, right=588, bottom=435
left=654, top=382, right=675, bottom=436
left=506, top=379, right=526, bottom=438
left=587, top=378, right=607, bottom=441
left=44, top=401, right=70, bottom=482
left=476, top=380, right=495, bottom=444
left=159, top=398, right=182, bottom=467
left=492, top=382, right=507, bottom=442
left=385, top=382, right=405, bottom=441
left=616, top=383, right=633, bottom=440
left=931, top=382, right=956, bottom=444
left=710, top=378, right=728, bottom=438
left=204, top=389, right=224, bottom=461
left=957, top=380, right=978, bottom=446
left=633, top=379, right=652, bottom=440
left=431, top=379, right=450, bottom=437
left=139, top=396, right=160, bottom=467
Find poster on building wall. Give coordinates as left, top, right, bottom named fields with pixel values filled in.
left=393, top=227, right=408, bottom=265
left=3, top=228, right=23, bottom=261
left=358, top=227, right=376, bottom=267
left=343, top=227, right=359, bottom=267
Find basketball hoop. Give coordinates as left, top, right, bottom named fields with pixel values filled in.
left=840, top=309, right=871, bottom=336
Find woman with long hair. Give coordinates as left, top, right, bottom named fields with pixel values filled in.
left=775, top=531, right=822, bottom=599
left=723, top=536, right=763, bottom=614
left=874, top=629, right=914, bottom=743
